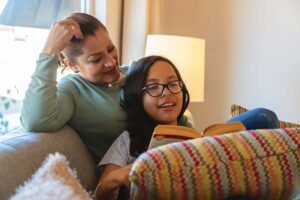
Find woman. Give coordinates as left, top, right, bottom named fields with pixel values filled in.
left=20, top=13, right=191, bottom=163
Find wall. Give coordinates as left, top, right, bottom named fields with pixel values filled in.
left=94, top=0, right=122, bottom=55
left=155, top=0, right=300, bottom=131
left=121, top=0, right=149, bottom=64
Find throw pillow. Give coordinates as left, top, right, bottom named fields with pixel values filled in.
left=10, top=152, right=92, bottom=200
left=231, top=104, right=300, bottom=128
left=129, top=128, right=300, bottom=200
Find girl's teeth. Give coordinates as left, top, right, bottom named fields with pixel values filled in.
left=160, top=103, right=175, bottom=107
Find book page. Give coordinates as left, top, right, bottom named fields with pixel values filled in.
left=148, top=125, right=201, bottom=149
left=203, top=121, right=246, bottom=136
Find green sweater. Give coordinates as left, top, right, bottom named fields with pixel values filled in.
left=21, top=54, right=191, bottom=163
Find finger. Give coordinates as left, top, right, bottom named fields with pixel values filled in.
left=63, top=18, right=81, bottom=30
left=66, top=22, right=83, bottom=39
left=73, top=28, right=83, bottom=39
left=56, top=18, right=81, bottom=33
left=62, top=22, right=83, bottom=40
left=70, top=25, right=76, bottom=30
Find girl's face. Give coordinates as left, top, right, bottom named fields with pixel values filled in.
left=69, top=28, right=120, bottom=85
left=142, top=61, right=183, bottom=125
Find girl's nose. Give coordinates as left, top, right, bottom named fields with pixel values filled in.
left=161, top=86, right=172, bottom=97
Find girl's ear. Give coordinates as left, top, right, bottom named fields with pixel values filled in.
left=64, top=58, right=79, bottom=72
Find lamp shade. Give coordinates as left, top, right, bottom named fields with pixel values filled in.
left=145, top=34, right=205, bottom=102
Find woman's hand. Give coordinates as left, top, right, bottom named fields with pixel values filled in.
left=42, top=18, right=83, bottom=55
left=94, top=164, right=133, bottom=200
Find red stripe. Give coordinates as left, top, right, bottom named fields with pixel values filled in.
left=212, top=164, right=224, bottom=198
left=182, top=142, right=200, bottom=165
left=249, top=131, right=272, bottom=156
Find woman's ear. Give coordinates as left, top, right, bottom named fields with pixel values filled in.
left=64, top=58, right=79, bottom=72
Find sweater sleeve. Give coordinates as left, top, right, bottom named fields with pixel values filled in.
left=21, top=53, right=75, bottom=132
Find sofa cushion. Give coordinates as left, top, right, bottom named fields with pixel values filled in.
left=231, top=104, right=300, bottom=128
left=129, top=128, right=300, bottom=200
left=10, top=153, right=92, bottom=200
left=0, top=126, right=97, bottom=200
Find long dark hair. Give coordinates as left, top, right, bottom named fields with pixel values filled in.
left=121, top=55, right=190, bottom=157
left=60, top=12, right=107, bottom=68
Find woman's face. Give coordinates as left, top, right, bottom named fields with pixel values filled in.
left=70, top=28, right=120, bottom=85
left=142, top=61, right=183, bottom=125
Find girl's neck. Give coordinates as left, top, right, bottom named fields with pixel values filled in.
left=161, top=121, right=178, bottom=126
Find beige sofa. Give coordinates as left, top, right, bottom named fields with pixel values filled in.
left=0, top=126, right=98, bottom=200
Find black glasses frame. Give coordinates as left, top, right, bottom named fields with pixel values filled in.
left=142, top=80, right=184, bottom=97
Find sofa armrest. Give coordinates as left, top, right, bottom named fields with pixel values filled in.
left=0, top=126, right=98, bottom=199
left=129, top=128, right=300, bottom=200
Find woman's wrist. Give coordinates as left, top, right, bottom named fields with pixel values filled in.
left=41, top=45, right=60, bottom=56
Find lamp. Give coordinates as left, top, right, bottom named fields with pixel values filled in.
left=145, top=34, right=205, bottom=102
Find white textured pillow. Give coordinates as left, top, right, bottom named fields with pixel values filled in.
left=10, top=153, right=92, bottom=200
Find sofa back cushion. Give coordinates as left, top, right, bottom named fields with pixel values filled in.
left=129, top=128, right=300, bottom=200
left=0, top=126, right=97, bottom=200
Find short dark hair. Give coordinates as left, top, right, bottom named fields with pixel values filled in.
left=121, top=55, right=190, bottom=157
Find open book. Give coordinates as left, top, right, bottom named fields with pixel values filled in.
left=148, top=121, right=246, bottom=149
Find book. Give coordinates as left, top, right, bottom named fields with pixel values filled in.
left=148, top=121, right=246, bottom=149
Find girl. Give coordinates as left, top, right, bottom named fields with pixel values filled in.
left=94, top=55, right=280, bottom=199
left=94, top=55, right=190, bottom=199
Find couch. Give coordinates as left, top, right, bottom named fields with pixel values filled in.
left=1, top=125, right=300, bottom=200
left=0, top=126, right=98, bottom=200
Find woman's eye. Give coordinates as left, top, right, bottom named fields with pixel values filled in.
left=90, top=58, right=101, bottom=63
left=108, top=46, right=115, bottom=52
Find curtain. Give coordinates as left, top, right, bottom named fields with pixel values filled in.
left=0, top=0, right=81, bottom=29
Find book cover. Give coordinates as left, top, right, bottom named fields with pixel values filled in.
left=148, top=121, right=245, bottom=149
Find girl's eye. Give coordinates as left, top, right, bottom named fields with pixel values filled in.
left=147, top=84, right=160, bottom=91
left=169, top=83, right=178, bottom=87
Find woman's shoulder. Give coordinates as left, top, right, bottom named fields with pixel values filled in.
left=58, top=73, right=82, bottom=87
left=57, top=73, right=92, bottom=95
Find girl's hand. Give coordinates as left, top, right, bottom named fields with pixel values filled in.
left=42, top=18, right=83, bottom=55
left=94, top=164, right=133, bottom=200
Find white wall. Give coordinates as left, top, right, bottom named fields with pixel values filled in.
left=157, top=0, right=300, bottom=131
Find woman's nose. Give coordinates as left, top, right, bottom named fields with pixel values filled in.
left=103, top=54, right=116, bottom=67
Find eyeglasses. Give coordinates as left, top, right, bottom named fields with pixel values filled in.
left=142, top=80, right=184, bottom=97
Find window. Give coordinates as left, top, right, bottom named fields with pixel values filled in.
left=0, top=0, right=85, bottom=134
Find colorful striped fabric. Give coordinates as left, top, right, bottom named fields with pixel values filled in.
left=129, top=128, right=300, bottom=200
left=231, top=104, right=300, bottom=128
